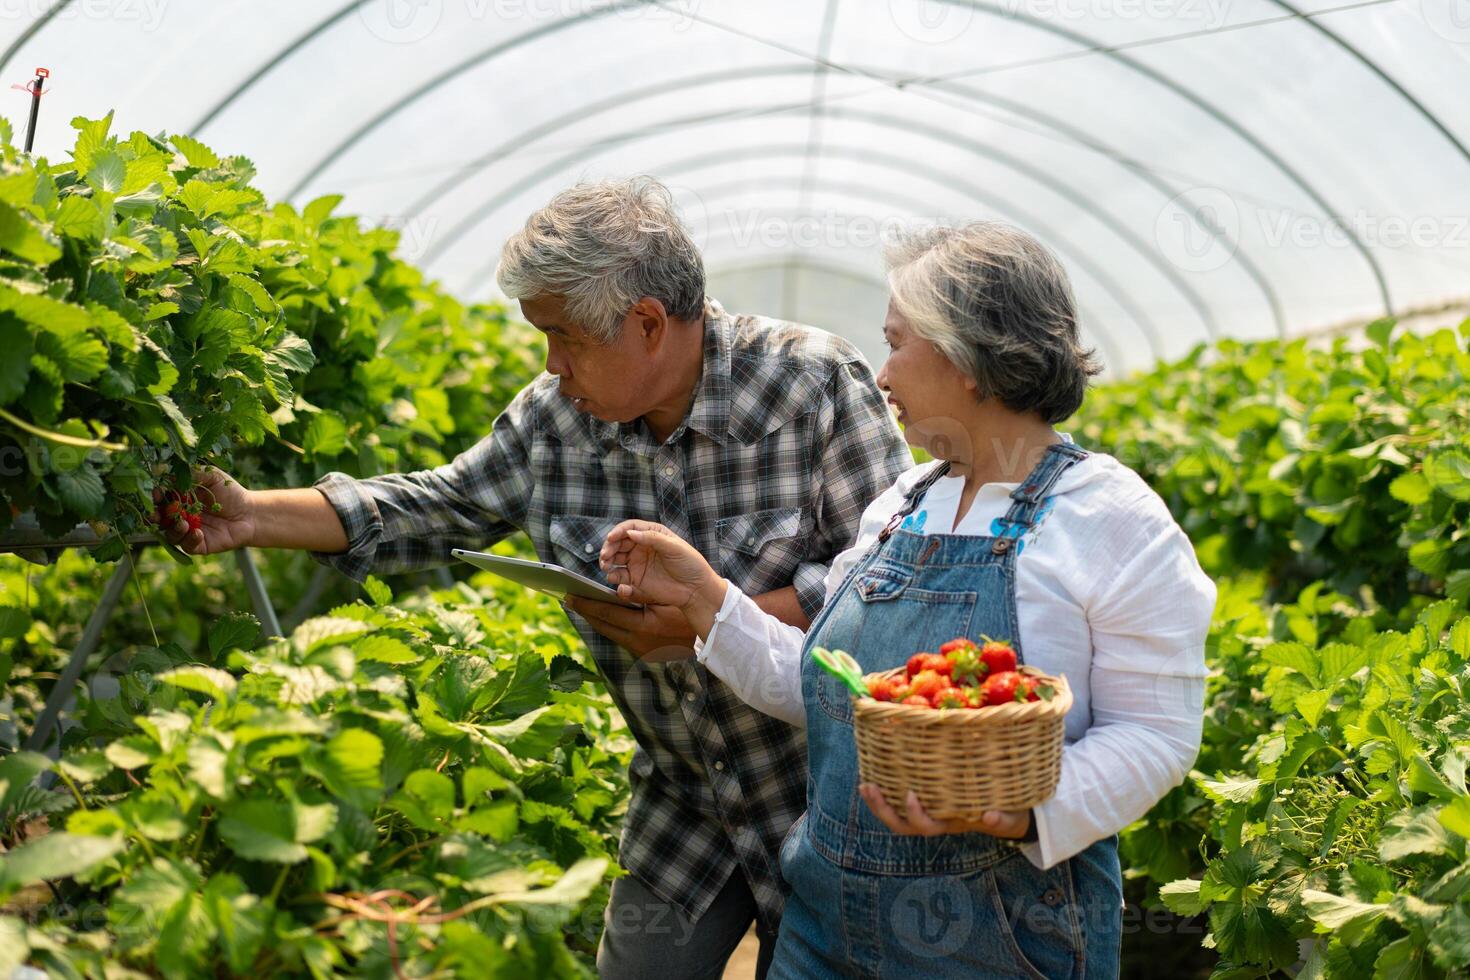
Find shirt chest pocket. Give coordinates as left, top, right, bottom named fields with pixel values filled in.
left=715, top=506, right=807, bottom=593
left=548, top=515, right=621, bottom=577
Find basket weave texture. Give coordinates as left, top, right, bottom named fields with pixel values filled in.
left=852, top=665, right=1071, bottom=819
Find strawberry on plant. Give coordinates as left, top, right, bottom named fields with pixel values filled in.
left=981, top=670, right=1025, bottom=706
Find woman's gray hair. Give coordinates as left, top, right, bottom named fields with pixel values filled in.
left=885, top=222, right=1102, bottom=424
left=496, top=176, right=706, bottom=341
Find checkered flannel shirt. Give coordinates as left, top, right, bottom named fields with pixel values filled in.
left=309, top=298, right=911, bottom=930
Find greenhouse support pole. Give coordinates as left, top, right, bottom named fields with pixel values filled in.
left=22, top=544, right=140, bottom=757
left=235, top=547, right=283, bottom=639
left=23, top=67, right=47, bottom=153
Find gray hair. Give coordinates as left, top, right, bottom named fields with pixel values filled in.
left=885, top=222, right=1102, bottom=424
left=496, top=176, right=706, bottom=341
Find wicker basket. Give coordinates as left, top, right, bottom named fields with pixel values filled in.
left=852, top=665, right=1072, bottom=819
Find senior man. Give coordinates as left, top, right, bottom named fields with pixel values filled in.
left=158, top=177, right=910, bottom=978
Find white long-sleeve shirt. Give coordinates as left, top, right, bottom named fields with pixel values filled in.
left=694, top=434, right=1217, bottom=869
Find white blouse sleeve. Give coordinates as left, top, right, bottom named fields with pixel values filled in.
left=1021, top=501, right=1216, bottom=869
left=695, top=582, right=810, bottom=726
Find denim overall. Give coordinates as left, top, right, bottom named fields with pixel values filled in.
left=771, top=442, right=1123, bottom=979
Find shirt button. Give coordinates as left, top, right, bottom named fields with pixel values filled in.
left=664, top=465, right=675, bottom=476
left=713, top=761, right=725, bottom=771
left=745, top=536, right=755, bottom=546
left=686, top=692, right=696, bottom=702
left=584, top=543, right=595, bottom=554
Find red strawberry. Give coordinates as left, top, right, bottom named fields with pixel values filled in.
left=940, top=638, right=976, bottom=655
left=906, top=653, right=929, bottom=678
left=981, top=670, right=1025, bottom=706
left=866, top=676, right=895, bottom=701
left=920, top=653, right=953, bottom=677
left=1022, top=678, right=1057, bottom=703
left=900, top=694, right=932, bottom=708
left=185, top=513, right=203, bottom=533
left=980, top=640, right=1018, bottom=676
left=963, top=685, right=987, bottom=708
left=889, top=681, right=912, bottom=701
left=907, top=669, right=948, bottom=700
left=932, top=687, right=971, bottom=709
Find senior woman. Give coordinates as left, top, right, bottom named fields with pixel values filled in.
left=594, top=222, right=1216, bottom=979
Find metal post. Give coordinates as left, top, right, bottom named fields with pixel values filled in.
left=234, top=548, right=283, bottom=639
left=22, top=67, right=47, bottom=153
left=22, top=544, right=140, bottom=756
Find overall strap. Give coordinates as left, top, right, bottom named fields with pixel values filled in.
left=990, top=441, right=1090, bottom=556
left=877, top=461, right=952, bottom=542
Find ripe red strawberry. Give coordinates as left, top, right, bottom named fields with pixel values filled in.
left=963, top=685, right=986, bottom=708
left=907, top=669, right=948, bottom=700
left=906, top=653, right=929, bottom=678
left=900, top=694, right=931, bottom=708
left=866, top=676, right=896, bottom=701
left=185, top=513, right=203, bottom=533
left=932, top=687, right=971, bottom=709
left=920, top=653, right=953, bottom=677
left=980, top=640, right=1018, bottom=676
left=889, top=681, right=911, bottom=701
left=1021, top=678, right=1057, bottom=703
left=940, top=638, right=976, bottom=655
left=981, top=670, right=1025, bottom=706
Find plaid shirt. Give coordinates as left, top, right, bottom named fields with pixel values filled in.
left=309, top=298, right=910, bottom=930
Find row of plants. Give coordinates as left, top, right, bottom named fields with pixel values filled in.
left=1075, top=317, right=1470, bottom=978
left=0, top=574, right=631, bottom=978
left=0, top=113, right=635, bottom=976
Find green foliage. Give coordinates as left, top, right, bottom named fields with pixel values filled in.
left=0, top=586, right=628, bottom=978
left=0, top=112, right=541, bottom=548
left=1073, top=322, right=1470, bottom=612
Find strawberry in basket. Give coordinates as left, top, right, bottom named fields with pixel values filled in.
left=845, top=637, right=1055, bottom=709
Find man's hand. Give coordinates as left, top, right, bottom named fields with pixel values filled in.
left=858, top=783, right=1032, bottom=840
left=154, top=466, right=255, bottom=556
left=563, top=596, right=700, bottom=662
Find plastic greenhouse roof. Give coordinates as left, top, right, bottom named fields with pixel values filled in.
left=5, top=0, right=1469, bottom=376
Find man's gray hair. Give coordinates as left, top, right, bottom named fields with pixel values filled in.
left=496, top=176, right=706, bottom=341
left=885, top=222, right=1102, bottom=424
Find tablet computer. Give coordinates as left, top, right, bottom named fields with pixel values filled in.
left=450, top=549, right=643, bottom=609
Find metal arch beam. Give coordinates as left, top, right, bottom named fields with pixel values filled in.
left=645, top=180, right=1139, bottom=371
left=1264, top=0, right=1470, bottom=171
left=693, top=208, right=1128, bottom=373
left=813, top=105, right=1223, bottom=339
left=429, top=104, right=1228, bottom=345
left=459, top=147, right=1169, bottom=361
left=0, top=0, right=75, bottom=77
left=399, top=63, right=1268, bottom=336
left=263, top=1, right=1389, bottom=317
left=834, top=88, right=1286, bottom=338
left=191, top=1, right=370, bottom=135
left=401, top=64, right=810, bottom=219
left=919, top=0, right=1392, bottom=316
left=282, top=0, right=649, bottom=202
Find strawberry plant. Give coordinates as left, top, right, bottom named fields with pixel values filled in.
left=0, top=111, right=540, bottom=559
left=0, top=575, right=629, bottom=977
left=1073, top=319, right=1470, bottom=613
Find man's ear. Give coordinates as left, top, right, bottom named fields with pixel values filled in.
left=628, top=296, right=669, bottom=351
